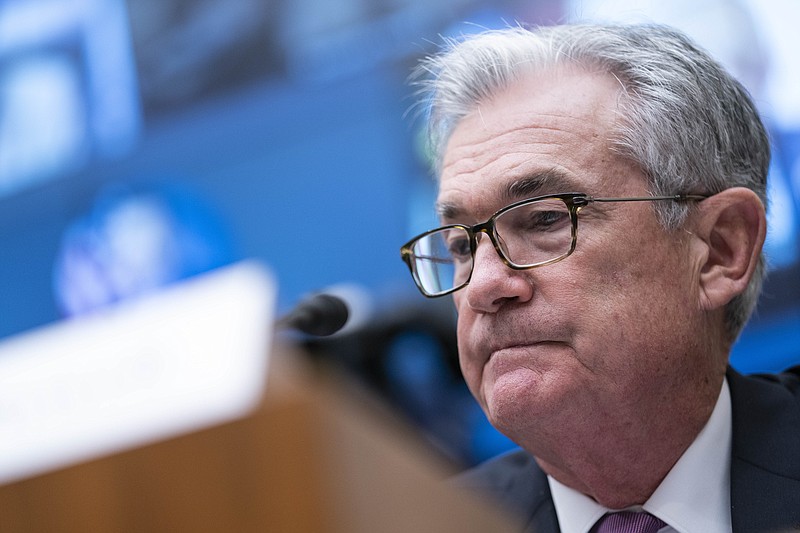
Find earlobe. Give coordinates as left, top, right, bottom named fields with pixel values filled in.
left=695, top=187, right=766, bottom=311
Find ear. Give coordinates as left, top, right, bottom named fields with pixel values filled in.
left=693, top=187, right=766, bottom=311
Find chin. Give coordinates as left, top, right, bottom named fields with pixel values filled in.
left=482, top=373, right=551, bottom=437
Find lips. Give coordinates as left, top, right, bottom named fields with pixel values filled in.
left=460, top=315, right=574, bottom=370
left=491, top=342, right=543, bottom=356
left=480, top=342, right=568, bottom=379
left=488, top=340, right=565, bottom=359
left=477, top=343, right=567, bottom=390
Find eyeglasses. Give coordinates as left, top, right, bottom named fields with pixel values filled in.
left=400, top=192, right=708, bottom=297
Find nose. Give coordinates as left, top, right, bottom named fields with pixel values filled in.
left=462, top=234, right=534, bottom=313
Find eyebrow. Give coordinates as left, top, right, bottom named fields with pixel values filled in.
left=436, top=168, right=581, bottom=221
left=504, top=168, right=579, bottom=202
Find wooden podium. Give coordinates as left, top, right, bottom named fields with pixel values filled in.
left=0, top=345, right=520, bottom=532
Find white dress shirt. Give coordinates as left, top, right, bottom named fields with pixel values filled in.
left=548, top=378, right=732, bottom=533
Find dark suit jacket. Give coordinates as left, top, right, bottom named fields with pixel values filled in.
left=453, top=366, right=800, bottom=532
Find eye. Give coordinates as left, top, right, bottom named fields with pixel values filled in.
left=524, top=209, right=570, bottom=231
left=446, top=233, right=471, bottom=261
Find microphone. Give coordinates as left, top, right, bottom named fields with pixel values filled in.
left=277, top=293, right=349, bottom=336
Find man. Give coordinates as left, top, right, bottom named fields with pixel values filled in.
left=400, top=23, right=800, bottom=532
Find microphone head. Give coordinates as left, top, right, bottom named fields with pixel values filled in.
left=281, top=293, right=349, bottom=336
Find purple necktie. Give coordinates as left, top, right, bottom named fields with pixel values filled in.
left=591, top=511, right=666, bottom=533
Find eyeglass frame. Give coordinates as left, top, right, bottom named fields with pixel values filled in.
left=400, top=192, right=709, bottom=298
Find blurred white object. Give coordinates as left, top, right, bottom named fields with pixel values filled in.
left=0, top=261, right=275, bottom=486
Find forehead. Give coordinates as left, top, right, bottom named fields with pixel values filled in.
left=437, top=66, right=630, bottom=219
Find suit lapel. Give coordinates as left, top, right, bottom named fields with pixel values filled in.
left=452, top=449, right=560, bottom=532
left=727, top=366, right=800, bottom=532
left=519, top=462, right=560, bottom=533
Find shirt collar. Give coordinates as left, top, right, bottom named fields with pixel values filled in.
left=548, top=378, right=732, bottom=533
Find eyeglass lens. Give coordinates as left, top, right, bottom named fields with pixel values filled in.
left=409, top=197, right=574, bottom=295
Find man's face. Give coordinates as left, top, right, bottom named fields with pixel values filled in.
left=438, top=67, right=716, bottom=453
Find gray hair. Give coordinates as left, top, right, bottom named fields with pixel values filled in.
left=413, top=23, right=770, bottom=340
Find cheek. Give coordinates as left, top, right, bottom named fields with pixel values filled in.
left=452, top=296, right=490, bottom=401
left=454, top=312, right=480, bottom=385
left=568, top=245, right=695, bottom=363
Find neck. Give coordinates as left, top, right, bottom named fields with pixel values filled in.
left=529, top=371, right=724, bottom=509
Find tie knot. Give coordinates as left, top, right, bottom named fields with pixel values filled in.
left=591, top=511, right=666, bottom=533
